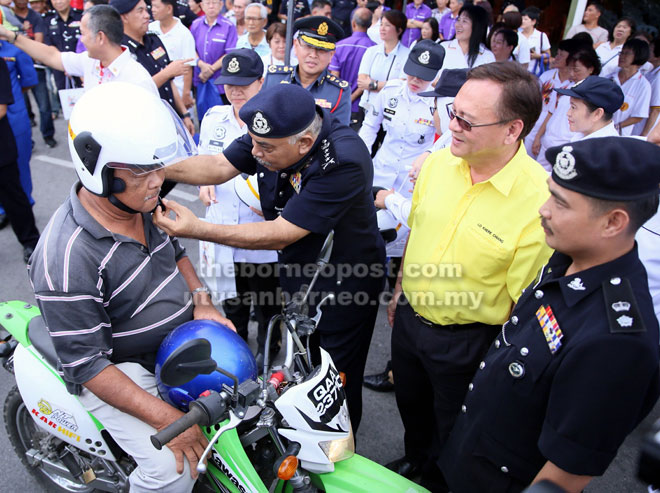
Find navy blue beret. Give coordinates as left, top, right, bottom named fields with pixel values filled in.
left=109, top=0, right=139, bottom=14
left=547, top=137, right=660, bottom=201
left=555, top=76, right=624, bottom=115
left=239, top=84, right=317, bottom=138
left=214, top=49, right=264, bottom=86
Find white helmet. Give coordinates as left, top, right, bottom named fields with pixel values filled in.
left=67, top=82, right=196, bottom=197
left=234, top=173, right=262, bottom=212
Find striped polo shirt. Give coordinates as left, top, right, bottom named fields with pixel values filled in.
left=29, top=184, right=194, bottom=395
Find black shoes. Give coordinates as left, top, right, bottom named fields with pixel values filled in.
left=23, top=245, right=35, bottom=264
left=363, top=361, right=394, bottom=392
left=0, top=213, right=7, bottom=230
left=45, top=136, right=57, bottom=148
left=385, top=457, right=422, bottom=479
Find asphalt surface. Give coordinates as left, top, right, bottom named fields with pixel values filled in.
left=0, top=113, right=657, bottom=492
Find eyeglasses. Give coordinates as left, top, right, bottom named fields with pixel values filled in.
left=245, top=16, right=264, bottom=22
left=446, top=103, right=511, bottom=131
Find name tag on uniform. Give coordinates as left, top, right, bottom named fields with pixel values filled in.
left=211, top=38, right=227, bottom=43
left=536, top=305, right=563, bottom=354
left=68, top=20, right=81, bottom=27
left=315, top=98, right=332, bottom=109
left=384, top=108, right=396, bottom=116
left=151, top=46, right=166, bottom=60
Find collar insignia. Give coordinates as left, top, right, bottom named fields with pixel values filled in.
left=567, top=277, right=586, bottom=291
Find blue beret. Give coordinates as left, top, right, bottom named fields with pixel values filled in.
left=214, top=49, right=264, bottom=86
left=554, top=76, right=624, bottom=115
left=239, top=84, right=316, bottom=138
left=109, top=0, right=139, bottom=14
left=547, top=137, right=660, bottom=201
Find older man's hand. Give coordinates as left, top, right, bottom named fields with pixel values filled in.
left=153, top=198, right=204, bottom=239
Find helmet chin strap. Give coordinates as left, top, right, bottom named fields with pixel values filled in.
left=108, top=177, right=141, bottom=214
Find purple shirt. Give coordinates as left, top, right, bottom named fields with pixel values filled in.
left=402, top=2, right=432, bottom=47
left=190, top=15, right=237, bottom=87
left=329, top=31, right=376, bottom=112
left=439, top=11, right=457, bottom=41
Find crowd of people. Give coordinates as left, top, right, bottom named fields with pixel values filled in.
left=1, top=0, right=660, bottom=491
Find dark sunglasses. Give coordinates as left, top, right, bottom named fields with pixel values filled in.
left=446, top=103, right=511, bottom=131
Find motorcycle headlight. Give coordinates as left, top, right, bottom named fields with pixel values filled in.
left=318, top=427, right=355, bottom=463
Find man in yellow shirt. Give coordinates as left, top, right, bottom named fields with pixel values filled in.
left=387, top=62, right=553, bottom=490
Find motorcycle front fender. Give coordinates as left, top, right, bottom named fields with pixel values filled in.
left=309, top=454, right=430, bottom=493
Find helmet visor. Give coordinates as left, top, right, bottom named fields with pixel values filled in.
left=107, top=101, right=197, bottom=176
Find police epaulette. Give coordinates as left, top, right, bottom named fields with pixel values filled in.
left=324, top=74, right=349, bottom=89
left=268, top=64, right=295, bottom=74
left=602, top=277, right=646, bottom=333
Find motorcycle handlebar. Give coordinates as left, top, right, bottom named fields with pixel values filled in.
left=150, top=404, right=207, bottom=450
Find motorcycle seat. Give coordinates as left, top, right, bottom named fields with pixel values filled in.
left=28, top=316, right=59, bottom=369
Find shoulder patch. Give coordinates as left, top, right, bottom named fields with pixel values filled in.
left=272, top=65, right=294, bottom=73
left=317, top=138, right=338, bottom=175
left=602, top=277, right=646, bottom=334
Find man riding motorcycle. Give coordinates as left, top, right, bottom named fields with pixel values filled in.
left=28, top=82, right=235, bottom=492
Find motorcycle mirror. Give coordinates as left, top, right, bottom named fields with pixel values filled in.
left=317, top=230, right=334, bottom=266
left=160, top=338, right=217, bottom=387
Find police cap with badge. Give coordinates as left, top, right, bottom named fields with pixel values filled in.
left=294, top=16, right=344, bottom=51
left=109, top=0, right=139, bottom=14
left=214, top=48, right=264, bottom=86
left=547, top=137, right=660, bottom=201
left=554, top=76, right=624, bottom=115
left=403, top=40, right=445, bottom=82
left=239, top=84, right=317, bottom=138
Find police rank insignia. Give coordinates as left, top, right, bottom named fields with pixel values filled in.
left=251, top=112, right=271, bottom=135
left=289, top=172, right=302, bottom=194
left=603, top=277, right=646, bottom=333
left=553, top=145, right=578, bottom=180
left=536, top=305, right=563, bottom=354
left=227, top=57, right=240, bottom=73
left=418, top=50, right=430, bottom=65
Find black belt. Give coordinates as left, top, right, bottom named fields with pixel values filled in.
left=413, top=311, right=495, bottom=332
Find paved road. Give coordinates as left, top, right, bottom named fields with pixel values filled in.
left=0, top=114, right=657, bottom=492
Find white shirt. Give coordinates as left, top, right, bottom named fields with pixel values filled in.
left=437, top=38, right=495, bottom=77
left=570, top=121, right=618, bottom=141
left=198, top=105, right=277, bottom=273
left=595, top=42, right=622, bottom=79
left=565, top=23, right=608, bottom=45
left=60, top=48, right=159, bottom=95
left=519, top=28, right=549, bottom=73
left=538, top=94, right=578, bottom=171
left=235, top=31, right=271, bottom=58
left=367, top=19, right=381, bottom=44
left=610, top=68, right=651, bottom=136
left=513, top=32, right=530, bottom=66
left=149, top=19, right=197, bottom=96
left=524, top=69, right=572, bottom=154
left=358, top=41, right=409, bottom=109
left=637, top=209, right=660, bottom=327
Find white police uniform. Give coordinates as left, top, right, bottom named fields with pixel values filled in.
left=359, top=78, right=435, bottom=256
left=538, top=94, right=579, bottom=172
left=198, top=105, right=277, bottom=300
left=637, top=209, right=660, bottom=325
left=437, top=38, right=495, bottom=76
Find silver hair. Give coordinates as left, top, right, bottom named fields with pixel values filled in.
left=288, top=113, right=323, bottom=144
left=246, top=2, right=267, bottom=18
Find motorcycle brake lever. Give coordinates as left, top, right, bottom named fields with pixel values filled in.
left=196, top=410, right=242, bottom=474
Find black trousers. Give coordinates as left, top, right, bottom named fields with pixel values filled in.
left=0, top=161, right=39, bottom=250
left=221, top=262, right=281, bottom=351
left=309, top=301, right=378, bottom=434
left=391, top=296, right=500, bottom=489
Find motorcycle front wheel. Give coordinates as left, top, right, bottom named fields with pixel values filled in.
left=4, top=386, right=98, bottom=493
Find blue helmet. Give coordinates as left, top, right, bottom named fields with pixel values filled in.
left=155, top=320, right=258, bottom=410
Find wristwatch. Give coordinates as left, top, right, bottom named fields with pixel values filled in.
left=369, top=80, right=378, bottom=91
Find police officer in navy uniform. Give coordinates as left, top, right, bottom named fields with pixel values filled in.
left=44, top=0, right=82, bottom=90
left=154, top=84, right=386, bottom=432
left=263, top=16, right=352, bottom=126
left=439, top=137, right=660, bottom=493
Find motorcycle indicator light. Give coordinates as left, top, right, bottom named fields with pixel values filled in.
left=277, top=455, right=299, bottom=480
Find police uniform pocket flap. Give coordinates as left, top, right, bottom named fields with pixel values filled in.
left=473, top=431, right=540, bottom=485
